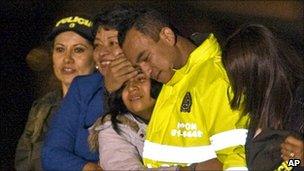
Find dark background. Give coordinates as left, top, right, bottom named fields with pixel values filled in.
left=1, top=1, right=303, bottom=170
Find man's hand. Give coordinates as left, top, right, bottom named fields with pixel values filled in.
left=178, top=158, right=223, bottom=171
left=99, top=57, right=138, bottom=93
left=83, top=162, right=103, bottom=171
left=281, top=136, right=304, bottom=166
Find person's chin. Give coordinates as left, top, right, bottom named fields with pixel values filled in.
left=161, top=72, right=174, bottom=83
left=130, top=105, right=144, bottom=113
left=158, top=76, right=170, bottom=84
left=62, top=75, right=76, bottom=85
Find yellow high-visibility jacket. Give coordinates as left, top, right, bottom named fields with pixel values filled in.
left=143, top=34, right=249, bottom=170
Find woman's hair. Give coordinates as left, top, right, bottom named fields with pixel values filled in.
left=222, top=24, right=304, bottom=131
left=92, top=5, right=137, bottom=37
left=88, top=79, right=162, bottom=151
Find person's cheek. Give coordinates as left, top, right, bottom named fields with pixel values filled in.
left=122, top=91, right=128, bottom=106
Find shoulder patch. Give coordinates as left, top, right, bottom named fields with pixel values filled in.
left=180, top=92, right=192, bottom=113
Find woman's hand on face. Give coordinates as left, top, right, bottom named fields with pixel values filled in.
left=281, top=136, right=304, bottom=166
left=102, top=57, right=138, bottom=93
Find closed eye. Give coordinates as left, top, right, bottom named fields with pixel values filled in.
left=141, top=53, right=151, bottom=63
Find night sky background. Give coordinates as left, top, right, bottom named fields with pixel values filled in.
left=1, top=1, right=303, bottom=170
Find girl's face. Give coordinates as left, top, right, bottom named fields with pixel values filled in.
left=52, top=31, right=95, bottom=87
left=122, top=73, right=156, bottom=118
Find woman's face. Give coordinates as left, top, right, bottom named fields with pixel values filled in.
left=122, top=73, right=156, bottom=117
left=93, top=28, right=124, bottom=75
left=52, top=31, right=95, bottom=87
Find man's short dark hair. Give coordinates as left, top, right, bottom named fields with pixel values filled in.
left=117, top=8, right=179, bottom=46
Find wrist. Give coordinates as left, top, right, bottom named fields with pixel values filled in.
left=104, top=88, right=113, bottom=95
left=104, top=85, right=113, bottom=94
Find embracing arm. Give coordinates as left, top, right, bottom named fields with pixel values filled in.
left=173, top=159, right=222, bottom=171
left=42, top=79, right=88, bottom=171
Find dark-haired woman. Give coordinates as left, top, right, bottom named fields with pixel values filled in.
left=89, top=72, right=162, bottom=170
left=222, top=24, right=304, bottom=170
left=15, top=15, right=96, bottom=171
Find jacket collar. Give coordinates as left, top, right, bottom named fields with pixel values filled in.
left=166, top=34, right=221, bottom=86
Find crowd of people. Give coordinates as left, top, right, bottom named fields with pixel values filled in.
left=15, top=5, right=303, bottom=171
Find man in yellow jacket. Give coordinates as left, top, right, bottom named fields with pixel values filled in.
left=118, top=8, right=249, bottom=170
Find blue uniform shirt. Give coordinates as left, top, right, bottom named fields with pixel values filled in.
left=42, top=72, right=106, bottom=171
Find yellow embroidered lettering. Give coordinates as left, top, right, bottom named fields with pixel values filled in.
left=69, top=23, right=75, bottom=28
left=55, top=16, right=92, bottom=28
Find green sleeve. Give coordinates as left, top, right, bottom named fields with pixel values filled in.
left=15, top=100, right=52, bottom=171
left=15, top=102, right=39, bottom=171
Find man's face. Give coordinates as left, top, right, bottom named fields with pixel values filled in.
left=122, top=28, right=175, bottom=83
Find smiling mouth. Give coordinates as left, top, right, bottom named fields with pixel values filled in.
left=129, top=95, right=143, bottom=102
left=61, top=67, right=76, bottom=74
left=100, top=60, right=111, bottom=66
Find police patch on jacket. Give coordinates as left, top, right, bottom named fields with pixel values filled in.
left=180, top=92, right=192, bottom=112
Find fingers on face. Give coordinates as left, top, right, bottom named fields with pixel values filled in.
left=108, top=58, right=138, bottom=77
left=281, top=144, right=291, bottom=160
left=285, top=136, right=304, bottom=147
left=102, top=57, right=141, bottom=87
left=281, top=141, right=303, bottom=161
left=118, top=64, right=137, bottom=74
left=110, top=57, right=128, bottom=67
left=113, top=61, right=133, bottom=73
left=98, top=56, right=128, bottom=70
left=123, top=70, right=139, bottom=81
left=116, top=69, right=138, bottom=83
left=110, top=63, right=136, bottom=77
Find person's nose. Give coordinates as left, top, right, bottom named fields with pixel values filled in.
left=112, top=48, right=124, bottom=59
left=139, top=62, right=152, bottom=77
left=94, top=46, right=111, bottom=61
left=127, top=79, right=139, bottom=92
left=63, top=49, right=74, bottom=63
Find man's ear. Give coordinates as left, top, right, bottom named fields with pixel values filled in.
left=159, top=27, right=176, bottom=46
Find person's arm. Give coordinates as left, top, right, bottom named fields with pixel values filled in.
left=98, top=122, right=145, bottom=170
left=204, top=78, right=249, bottom=170
left=42, top=79, right=88, bottom=171
left=173, top=159, right=222, bottom=171
left=15, top=102, right=39, bottom=171
left=101, top=57, right=138, bottom=114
